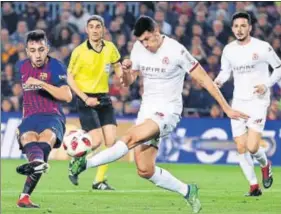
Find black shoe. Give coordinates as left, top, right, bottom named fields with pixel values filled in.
left=245, top=184, right=262, bottom=197
left=92, top=180, right=115, bottom=190
left=16, top=161, right=49, bottom=176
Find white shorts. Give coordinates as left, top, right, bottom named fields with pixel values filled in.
left=231, top=99, right=269, bottom=137
left=136, top=107, right=180, bottom=146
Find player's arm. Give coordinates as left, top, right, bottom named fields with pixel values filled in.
left=25, top=77, right=72, bottom=103
left=180, top=47, right=248, bottom=120
left=190, top=65, right=248, bottom=119
left=255, top=44, right=281, bottom=94
left=214, top=48, right=232, bottom=88
left=41, top=82, right=72, bottom=103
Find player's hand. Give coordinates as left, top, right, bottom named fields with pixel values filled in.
left=214, top=79, right=223, bottom=88
left=122, top=59, right=132, bottom=73
left=25, top=77, right=43, bottom=87
left=85, top=97, right=100, bottom=107
left=225, top=107, right=249, bottom=120
left=254, top=84, right=268, bottom=95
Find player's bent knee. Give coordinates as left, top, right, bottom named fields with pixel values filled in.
left=247, top=144, right=259, bottom=154
left=121, top=132, right=139, bottom=148
left=137, top=168, right=154, bottom=179
left=20, top=132, right=39, bottom=145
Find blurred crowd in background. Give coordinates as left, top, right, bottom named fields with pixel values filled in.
left=2, top=1, right=281, bottom=119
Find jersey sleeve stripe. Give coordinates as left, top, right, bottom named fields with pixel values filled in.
left=189, top=63, right=199, bottom=73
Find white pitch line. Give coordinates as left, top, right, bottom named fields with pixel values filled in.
left=2, top=189, right=281, bottom=194
left=1, top=189, right=166, bottom=194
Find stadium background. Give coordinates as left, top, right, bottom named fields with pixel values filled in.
left=1, top=2, right=281, bottom=214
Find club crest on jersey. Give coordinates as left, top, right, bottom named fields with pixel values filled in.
left=162, top=57, right=169, bottom=65
left=39, top=72, right=48, bottom=81
left=252, top=53, right=259, bottom=60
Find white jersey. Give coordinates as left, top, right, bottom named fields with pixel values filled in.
left=130, top=36, right=198, bottom=114
left=216, top=37, right=281, bottom=102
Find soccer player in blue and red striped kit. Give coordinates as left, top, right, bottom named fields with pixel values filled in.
left=15, top=30, right=72, bottom=208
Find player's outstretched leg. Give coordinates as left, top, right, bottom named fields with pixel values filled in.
left=135, top=145, right=201, bottom=213
left=68, top=140, right=129, bottom=185
left=17, top=142, right=51, bottom=208
left=247, top=129, right=273, bottom=189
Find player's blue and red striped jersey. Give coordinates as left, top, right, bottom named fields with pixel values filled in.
left=16, top=57, right=68, bottom=120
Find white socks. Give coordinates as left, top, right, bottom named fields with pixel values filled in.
left=252, top=147, right=268, bottom=168
left=149, top=166, right=188, bottom=197
left=238, top=152, right=258, bottom=185
left=86, top=140, right=129, bottom=169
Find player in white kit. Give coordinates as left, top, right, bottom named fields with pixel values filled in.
left=68, top=16, right=249, bottom=213
left=215, top=12, right=281, bottom=196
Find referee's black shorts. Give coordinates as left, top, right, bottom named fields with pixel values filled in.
left=76, top=93, right=117, bottom=131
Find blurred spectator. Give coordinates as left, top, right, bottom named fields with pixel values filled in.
left=194, top=11, right=212, bottom=34
left=114, top=16, right=131, bottom=40
left=212, top=20, right=230, bottom=45
left=173, top=25, right=189, bottom=47
left=37, top=3, right=53, bottom=25
left=51, top=11, right=78, bottom=47
left=1, top=64, right=15, bottom=96
left=256, top=13, right=272, bottom=37
left=19, top=2, right=39, bottom=30
left=138, top=2, right=154, bottom=18
left=10, top=20, right=29, bottom=44
left=109, top=19, right=123, bottom=44
left=156, top=2, right=178, bottom=30
left=2, top=43, right=18, bottom=65
left=154, top=10, right=172, bottom=36
left=271, top=38, right=281, bottom=57
left=116, top=34, right=128, bottom=57
left=9, top=82, right=23, bottom=111
left=68, top=33, right=82, bottom=51
left=60, top=46, right=71, bottom=65
left=1, top=98, right=14, bottom=112
left=1, top=28, right=11, bottom=51
left=69, top=2, right=91, bottom=33
left=95, top=3, right=112, bottom=28
left=114, top=2, right=135, bottom=29
left=2, top=2, right=19, bottom=34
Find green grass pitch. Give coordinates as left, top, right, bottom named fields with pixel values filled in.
left=1, top=160, right=281, bottom=214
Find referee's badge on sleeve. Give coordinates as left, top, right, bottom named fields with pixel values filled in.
left=105, top=64, right=111, bottom=73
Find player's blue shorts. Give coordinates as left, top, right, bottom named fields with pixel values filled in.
left=17, top=113, right=66, bottom=149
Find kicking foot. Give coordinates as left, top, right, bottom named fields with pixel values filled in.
left=16, top=160, right=49, bottom=176
left=68, top=156, right=86, bottom=186
left=184, top=184, right=202, bottom=213
left=92, top=180, right=115, bottom=190
left=245, top=184, right=262, bottom=197
left=261, top=160, right=273, bottom=189
left=17, top=195, right=40, bottom=208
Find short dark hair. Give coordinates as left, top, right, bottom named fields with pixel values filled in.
left=87, top=15, right=105, bottom=27
left=231, top=12, right=252, bottom=26
left=133, top=16, right=157, bottom=37
left=25, top=30, right=48, bottom=46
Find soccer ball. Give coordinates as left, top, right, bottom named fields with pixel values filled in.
left=63, top=129, right=92, bottom=158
